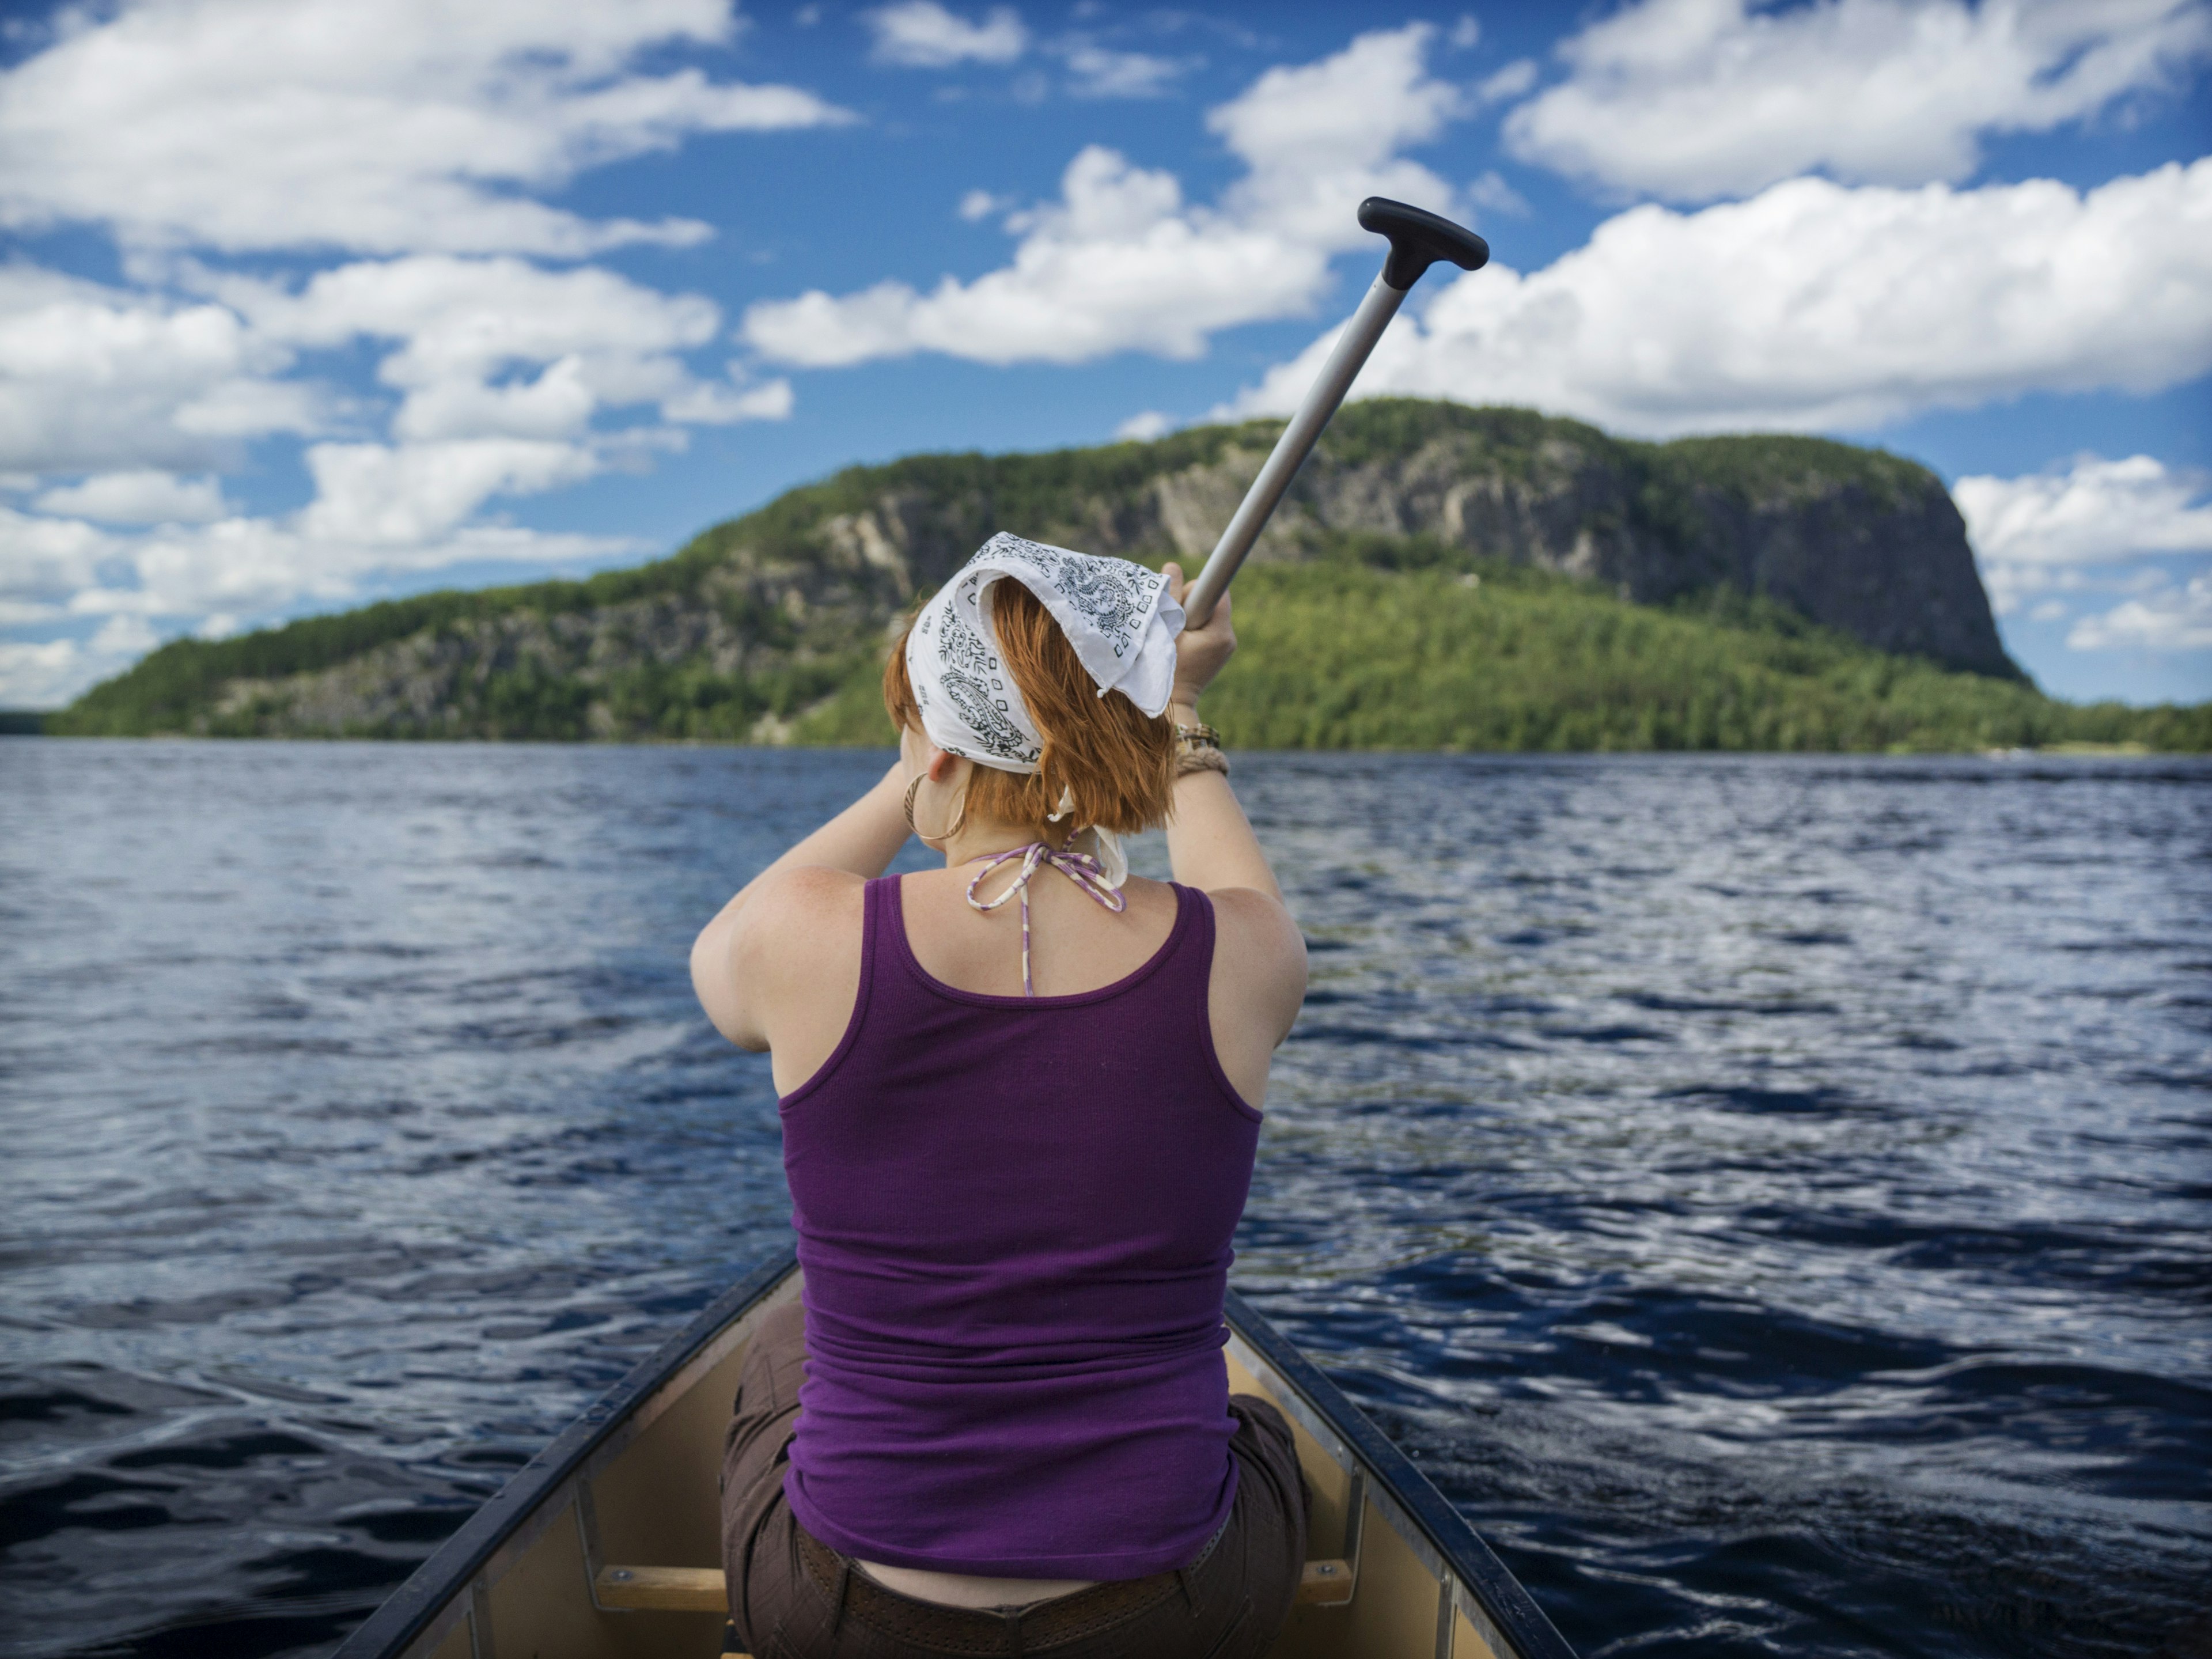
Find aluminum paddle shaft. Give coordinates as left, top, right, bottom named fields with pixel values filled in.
left=1181, top=198, right=1488, bottom=628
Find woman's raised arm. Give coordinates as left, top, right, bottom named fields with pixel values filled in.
left=1158, top=565, right=1306, bottom=1050
left=1158, top=565, right=1281, bottom=903
left=689, top=759, right=909, bottom=1046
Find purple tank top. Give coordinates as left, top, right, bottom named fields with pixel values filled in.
left=779, top=874, right=1263, bottom=1580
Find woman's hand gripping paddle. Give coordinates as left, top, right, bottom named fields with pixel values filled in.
left=1179, top=198, right=1488, bottom=628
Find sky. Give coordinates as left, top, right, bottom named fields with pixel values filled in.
left=1, top=0, right=2208, bottom=710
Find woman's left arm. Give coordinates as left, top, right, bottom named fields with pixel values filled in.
left=690, top=759, right=909, bottom=1047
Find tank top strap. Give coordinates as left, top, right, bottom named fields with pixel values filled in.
left=862, top=873, right=902, bottom=980
left=1161, top=883, right=1250, bottom=1116
left=1158, top=881, right=1216, bottom=1003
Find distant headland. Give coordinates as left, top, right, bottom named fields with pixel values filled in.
left=44, top=401, right=2211, bottom=752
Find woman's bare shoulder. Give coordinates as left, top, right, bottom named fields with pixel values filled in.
left=733, top=865, right=869, bottom=967
left=694, top=866, right=868, bottom=1050
left=751, top=862, right=871, bottom=905
left=1196, top=883, right=1302, bottom=950
left=1200, top=885, right=1308, bottom=1013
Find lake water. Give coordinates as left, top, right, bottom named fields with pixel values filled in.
left=2, top=740, right=2207, bottom=1659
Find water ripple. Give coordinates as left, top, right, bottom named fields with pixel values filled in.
left=1, top=742, right=2208, bottom=1657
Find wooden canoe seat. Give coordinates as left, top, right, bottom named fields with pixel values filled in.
left=1297, top=1556, right=1356, bottom=1605
left=597, top=1558, right=1358, bottom=1613
left=596, top=1565, right=725, bottom=1611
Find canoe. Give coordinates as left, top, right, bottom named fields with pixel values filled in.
left=336, top=1251, right=1577, bottom=1659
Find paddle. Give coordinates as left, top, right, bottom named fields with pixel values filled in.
left=1179, top=198, right=1489, bottom=628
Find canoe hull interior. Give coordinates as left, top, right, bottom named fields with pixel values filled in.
left=395, top=1270, right=797, bottom=1659
left=339, top=1256, right=1573, bottom=1659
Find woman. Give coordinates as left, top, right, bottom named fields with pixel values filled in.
left=691, top=533, right=1310, bottom=1659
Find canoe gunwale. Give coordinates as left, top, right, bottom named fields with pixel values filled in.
left=1222, top=1289, right=1578, bottom=1659
left=332, top=1250, right=800, bottom=1659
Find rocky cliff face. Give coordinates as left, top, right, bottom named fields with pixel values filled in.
left=789, top=408, right=2013, bottom=677
left=109, top=402, right=2017, bottom=740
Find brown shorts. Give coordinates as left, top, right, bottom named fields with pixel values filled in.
left=719, top=1301, right=1310, bottom=1659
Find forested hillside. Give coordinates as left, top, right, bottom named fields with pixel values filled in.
left=50, top=402, right=2209, bottom=752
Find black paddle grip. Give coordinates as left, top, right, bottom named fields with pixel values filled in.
left=1359, top=197, right=1489, bottom=291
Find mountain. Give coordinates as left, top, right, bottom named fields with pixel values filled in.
left=48, top=401, right=2209, bottom=752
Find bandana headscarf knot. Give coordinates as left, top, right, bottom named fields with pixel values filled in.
left=907, top=535, right=1185, bottom=987
left=907, top=532, right=1184, bottom=778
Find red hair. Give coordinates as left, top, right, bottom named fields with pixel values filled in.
left=884, top=581, right=1175, bottom=836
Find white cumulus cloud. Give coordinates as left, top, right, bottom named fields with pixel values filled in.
left=2068, top=574, right=2212, bottom=650
left=33, top=471, right=230, bottom=524
left=298, top=438, right=602, bottom=546
left=746, top=146, right=1328, bottom=365
left=660, top=373, right=795, bottom=425
left=0, top=1, right=838, bottom=703
left=0, top=255, right=798, bottom=695
left=0, top=263, right=319, bottom=475
left=1467, top=171, right=1531, bottom=217
left=1064, top=44, right=1189, bottom=99
left=21, top=506, right=639, bottom=684
left=209, top=255, right=770, bottom=441
left=1505, top=0, right=2212, bottom=202
left=0, top=249, right=793, bottom=698
left=1115, top=411, right=1174, bottom=441
left=1956, top=454, right=2212, bottom=566
left=0, top=638, right=86, bottom=707
left=866, top=2, right=1027, bottom=67
left=1205, top=25, right=1465, bottom=248
left=1, top=440, right=637, bottom=660
left=89, top=614, right=161, bottom=660
left=1476, top=59, right=1539, bottom=104
left=743, top=26, right=1461, bottom=368
left=1957, top=453, right=2212, bottom=646
left=1223, top=159, right=2212, bottom=437
left=1, top=252, right=789, bottom=587
left=0, top=506, right=113, bottom=613
left=0, top=0, right=855, bottom=257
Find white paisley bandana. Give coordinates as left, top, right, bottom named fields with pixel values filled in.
left=906, top=532, right=1184, bottom=776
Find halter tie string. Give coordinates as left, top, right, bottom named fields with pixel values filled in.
left=965, top=841, right=1127, bottom=997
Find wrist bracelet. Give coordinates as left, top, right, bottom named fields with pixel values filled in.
left=1173, top=720, right=1222, bottom=750
left=1173, top=719, right=1228, bottom=777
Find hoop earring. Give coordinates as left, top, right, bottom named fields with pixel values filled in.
left=904, top=774, right=968, bottom=845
